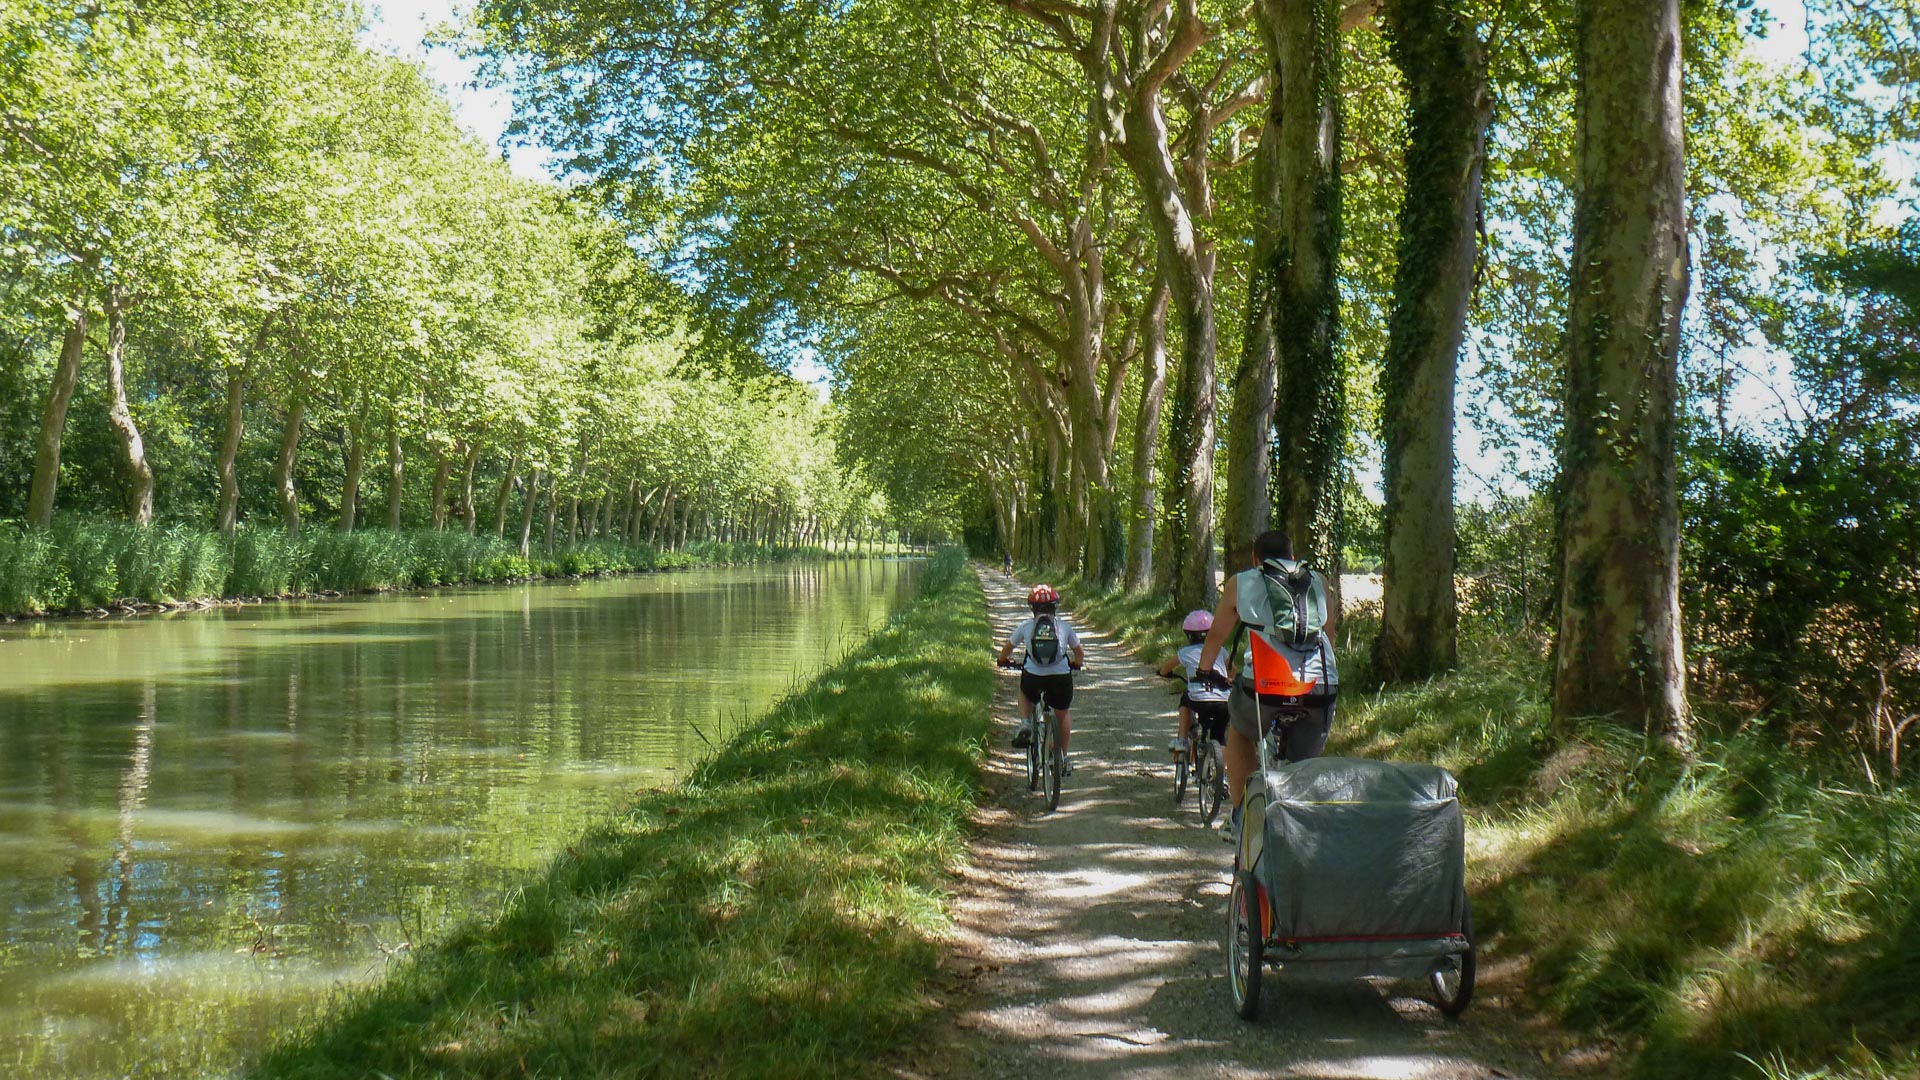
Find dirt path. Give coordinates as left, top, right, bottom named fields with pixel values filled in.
left=920, top=568, right=1545, bottom=1080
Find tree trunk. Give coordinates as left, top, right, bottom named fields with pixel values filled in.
left=544, top=482, right=559, bottom=555
left=1371, top=0, right=1491, bottom=682
left=26, top=310, right=88, bottom=529
left=101, top=291, right=154, bottom=525
left=1225, top=88, right=1284, bottom=572
left=429, top=449, right=452, bottom=531
left=1129, top=279, right=1170, bottom=591
left=1553, top=0, right=1691, bottom=745
left=1259, top=0, right=1345, bottom=587
left=215, top=363, right=246, bottom=535
left=275, top=388, right=305, bottom=536
left=340, top=414, right=366, bottom=533
left=1122, top=86, right=1219, bottom=611
left=622, top=480, right=641, bottom=544
left=459, top=442, right=479, bottom=535
left=494, top=447, right=521, bottom=538
left=655, top=488, right=675, bottom=546
left=386, top=421, right=405, bottom=531
left=519, top=467, right=541, bottom=558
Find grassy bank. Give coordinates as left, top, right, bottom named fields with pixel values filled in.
left=254, top=549, right=992, bottom=1079
left=1034, top=565, right=1920, bottom=1080
left=0, top=517, right=894, bottom=618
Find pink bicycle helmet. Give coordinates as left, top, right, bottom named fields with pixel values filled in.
left=1182, top=609, right=1213, bottom=632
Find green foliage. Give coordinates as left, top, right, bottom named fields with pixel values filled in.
left=1681, top=225, right=1920, bottom=770
left=1456, top=491, right=1555, bottom=630
left=0, top=519, right=849, bottom=617
left=254, top=550, right=990, bottom=1078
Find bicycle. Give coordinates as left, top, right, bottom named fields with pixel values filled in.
left=1162, top=673, right=1228, bottom=826
left=1002, top=659, right=1074, bottom=811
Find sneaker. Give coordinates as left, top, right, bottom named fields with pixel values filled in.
left=1011, top=724, right=1032, bottom=748
left=1060, top=754, right=1073, bottom=777
left=1169, top=736, right=1190, bottom=756
left=1224, top=805, right=1242, bottom=846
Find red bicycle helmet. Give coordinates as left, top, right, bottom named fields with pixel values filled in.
left=1027, top=584, right=1059, bottom=605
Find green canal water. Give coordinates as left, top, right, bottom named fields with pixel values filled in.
left=0, top=558, right=922, bottom=1077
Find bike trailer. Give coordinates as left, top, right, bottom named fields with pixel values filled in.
left=1228, top=755, right=1474, bottom=1019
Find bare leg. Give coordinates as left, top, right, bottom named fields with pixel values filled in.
left=1176, top=705, right=1193, bottom=745
left=1056, top=708, right=1071, bottom=754
left=1226, top=726, right=1257, bottom=802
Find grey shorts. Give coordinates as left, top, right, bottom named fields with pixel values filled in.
left=1227, top=683, right=1333, bottom=763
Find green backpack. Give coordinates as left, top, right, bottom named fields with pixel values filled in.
left=1254, top=558, right=1327, bottom=648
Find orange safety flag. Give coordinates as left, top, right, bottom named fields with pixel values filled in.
left=1249, top=631, right=1319, bottom=698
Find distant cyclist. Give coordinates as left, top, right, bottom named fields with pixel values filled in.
left=998, top=584, right=1085, bottom=773
left=1158, top=610, right=1231, bottom=758
left=1002, top=552, right=1013, bottom=574
left=1197, top=530, right=1339, bottom=836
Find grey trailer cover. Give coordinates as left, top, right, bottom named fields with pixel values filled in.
left=1254, top=756, right=1467, bottom=961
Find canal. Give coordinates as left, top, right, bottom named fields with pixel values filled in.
left=0, top=558, right=922, bottom=1077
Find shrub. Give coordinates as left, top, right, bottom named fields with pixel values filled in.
left=0, top=524, right=69, bottom=614
left=227, top=526, right=301, bottom=597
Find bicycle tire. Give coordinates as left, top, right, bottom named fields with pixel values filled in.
left=1043, top=709, right=1062, bottom=812
left=1025, top=704, right=1042, bottom=792
left=1199, top=742, right=1225, bottom=826
left=1229, top=868, right=1264, bottom=1020
left=1172, top=745, right=1190, bottom=805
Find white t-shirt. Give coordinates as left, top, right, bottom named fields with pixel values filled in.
left=1178, top=643, right=1232, bottom=703
left=1009, top=615, right=1081, bottom=675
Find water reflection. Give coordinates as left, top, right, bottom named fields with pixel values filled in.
left=0, top=559, right=919, bottom=1076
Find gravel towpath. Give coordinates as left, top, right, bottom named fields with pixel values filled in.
left=911, top=567, right=1551, bottom=1080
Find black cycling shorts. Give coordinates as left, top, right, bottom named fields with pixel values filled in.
left=1020, top=670, right=1075, bottom=710
left=1184, top=698, right=1230, bottom=744
left=1226, top=683, right=1333, bottom=763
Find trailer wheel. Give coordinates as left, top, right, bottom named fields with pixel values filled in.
left=1432, top=894, right=1476, bottom=1016
left=1229, top=869, right=1264, bottom=1020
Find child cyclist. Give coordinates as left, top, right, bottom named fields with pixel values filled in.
left=1158, top=610, right=1232, bottom=757
left=998, top=584, right=1086, bottom=774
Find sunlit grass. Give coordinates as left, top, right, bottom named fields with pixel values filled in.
left=254, top=550, right=991, bottom=1079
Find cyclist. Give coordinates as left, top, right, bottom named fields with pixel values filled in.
left=1158, top=610, right=1232, bottom=758
left=1002, top=552, right=1014, bottom=574
left=998, top=584, right=1085, bottom=773
left=1196, top=530, right=1338, bottom=839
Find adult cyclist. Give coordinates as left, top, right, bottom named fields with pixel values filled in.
left=1196, top=530, right=1339, bottom=838
left=998, top=584, right=1086, bottom=774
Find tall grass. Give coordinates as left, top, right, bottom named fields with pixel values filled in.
left=254, top=549, right=990, bottom=1079
left=1026, top=560, right=1920, bottom=1080
left=0, top=517, right=854, bottom=618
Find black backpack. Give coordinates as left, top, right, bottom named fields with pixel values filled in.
left=1030, top=616, right=1061, bottom=666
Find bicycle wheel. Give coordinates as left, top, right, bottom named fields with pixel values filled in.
left=1431, top=894, right=1477, bottom=1016
left=1043, top=709, right=1062, bottom=812
left=1198, top=741, right=1225, bottom=826
left=1025, top=706, right=1042, bottom=792
left=1172, top=741, right=1190, bottom=805
left=1228, top=868, right=1264, bottom=1020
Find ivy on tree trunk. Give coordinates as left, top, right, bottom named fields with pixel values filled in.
left=1553, top=0, right=1692, bottom=746
left=1372, top=0, right=1491, bottom=682
left=1260, top=0, right=1346, bottom=610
